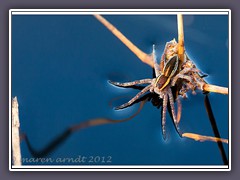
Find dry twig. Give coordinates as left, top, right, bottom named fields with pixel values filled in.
left=12, top=97, right=22, bottom=166
left=203, top=84, right=228, bottom=95
left=182, top=132, right=228, bottom=144
left=94, top=14, right=153, bottom=67
left=177, top=14, right=185, bottom=63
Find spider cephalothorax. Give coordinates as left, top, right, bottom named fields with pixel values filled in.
left=109, top=39, right=204, bottom=139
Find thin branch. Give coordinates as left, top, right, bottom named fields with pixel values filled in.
left=93, top=14, right=228, bottom=95
left=12, top=97, right=22, bottom=166
left=203, top=84, right=228, bottom=95
left=182, top=132, right=228, bottom=144
left=94, top=14, right=154, bottom=67
left=177, top=13, right=185, bottom=63
left=177, top=98, right=182, bottom=124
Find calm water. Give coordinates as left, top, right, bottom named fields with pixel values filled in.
left=12, top=14, right=229, bottom=165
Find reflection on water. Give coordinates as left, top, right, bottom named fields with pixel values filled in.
left=12, top=14, right=229, bottom=166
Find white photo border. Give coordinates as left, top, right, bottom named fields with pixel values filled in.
left=9, top=9, right=231, bottom=171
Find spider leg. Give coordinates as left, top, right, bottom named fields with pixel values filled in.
left=115, top=84, right=152, bottom=110
left=168, top=88, right=181, bottom=136
left=152, top=44, right=161, bottom=77
left=178, top=80, right=197, bottom=96
left=171, top=74, right=193, bottom=86
left=179, top=67, right=200, bottom=74
left=171, top=67, right=201, bottom=86
left=162, top=93, right=168, bottom=140
left=192, top=73, right=206, bottom=90
left=109, top=79, right=152, bottom=87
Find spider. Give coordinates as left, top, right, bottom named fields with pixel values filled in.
left=109, top=39, right=204, bottom=139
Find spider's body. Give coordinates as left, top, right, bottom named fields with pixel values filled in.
left=154, top=55, right=179, bottom=91
left=109, top=39, right=202, bottom=139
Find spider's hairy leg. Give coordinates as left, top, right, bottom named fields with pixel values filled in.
left=179, top=67, right=200, bottom=74
left=162, top=94, right=168, bottom=140
left=168, top=88, right=181, bottom=136
left=171, top=74, right=193, bottom=86
left=152, top=44, right=161, bottom=77
left=115, top=84, right=152, bottom=110
left=192, top=73, right=207, bottom=90
left=171, top=67, right=200, bottom=86
left=109, top=79, right=152, bottom=87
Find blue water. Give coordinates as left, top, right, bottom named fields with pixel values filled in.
left=12, top=14, right=229, bottom=166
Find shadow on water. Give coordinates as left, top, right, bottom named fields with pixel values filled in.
left=21, top=96, right=147, bottom=158
left=20, top=69, right=228, bottom=165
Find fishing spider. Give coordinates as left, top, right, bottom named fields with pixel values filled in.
left=109, top=39, right=205, bottom=139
